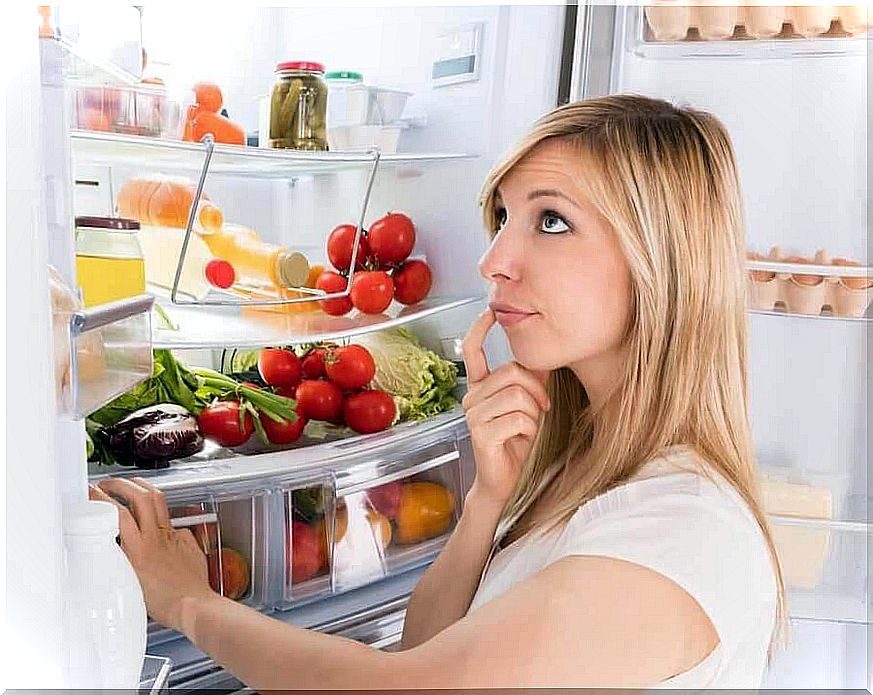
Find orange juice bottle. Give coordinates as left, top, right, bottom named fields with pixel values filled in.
left=201, top=223, right=310, bottom=289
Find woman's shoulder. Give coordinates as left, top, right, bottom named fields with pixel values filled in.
left=551, top=445, right=777, bottom=661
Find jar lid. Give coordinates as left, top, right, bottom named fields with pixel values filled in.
left=276, top=61, right=325, bottom=74
left=75, top=216, right=140, bottom=231
left=325, top=71, right=363, bottom=82
left=65, top=500, right=119, bottom=537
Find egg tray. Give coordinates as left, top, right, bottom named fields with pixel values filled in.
left=748, top=272, right=872, bottom=317
left=643, top=5, right=870, bottom=42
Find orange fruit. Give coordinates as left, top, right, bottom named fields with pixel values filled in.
left=394, top=482, right=455, bottom=545
left=316, top=505, right=392, bottom=564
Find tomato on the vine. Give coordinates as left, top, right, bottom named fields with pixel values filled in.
left=327, top=224, right=371, bottom=272
left=301, top=348, right=327, bottom=379
left=392, top=259, right=432, bottom=305
left=258, top=348, right=302, bottom=388
left=350, top=271, right=394, bottom=315
left=315, top=271, right=353, bottom=316
left=325, top=345, right=376, bottom=391
left=343, top=390, right=396, bottom=434
left=198, top=401, right=254, bottom=447
left=367, top=213, right=415, bottom=265
left=295, top=379, right=344, bottom=424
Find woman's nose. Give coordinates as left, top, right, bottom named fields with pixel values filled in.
left=478, top=229, right=522, bottom=283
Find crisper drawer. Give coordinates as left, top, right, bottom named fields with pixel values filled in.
left=148, top=488, right=271, bottom=644
left=771, top=516, right=870, bottom=624
left=275, top=437, right=465, bottom=609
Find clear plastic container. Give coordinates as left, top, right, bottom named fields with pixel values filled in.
left=327, top=125, right=404, bottom=153
left=75, top=216, right=146, bottom=308
left=325, top=71, right=369, bottom=128
left=62, top=501, right=147, bottom=689
left=71, top=83, right=177, bottom=138
left=281, top=481, right=335, bottom=606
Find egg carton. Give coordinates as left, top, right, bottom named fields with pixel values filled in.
left=643, top=4, right=871, bottom=42
left=747, top=248, right=873, bottom=318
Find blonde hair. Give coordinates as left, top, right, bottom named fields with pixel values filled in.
left=479, top=94, right=786, bottom=655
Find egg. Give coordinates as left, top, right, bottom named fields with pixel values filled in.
left=747, top=251, right=776, bottom=283
left=832, top=257, right=873, bottom=290
left=784, top=255, right=823, bottom=286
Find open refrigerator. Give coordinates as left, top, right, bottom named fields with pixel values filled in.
left=6, top=2, right=868, bottom=690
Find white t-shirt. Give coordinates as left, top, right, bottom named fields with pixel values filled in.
left=467, top=445, right=778, bottom=689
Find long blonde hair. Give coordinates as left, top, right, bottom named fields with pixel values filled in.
left=479, top=94, right=786, bottom=654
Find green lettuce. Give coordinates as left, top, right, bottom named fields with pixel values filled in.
left=356, top=328, right=458, bottom=421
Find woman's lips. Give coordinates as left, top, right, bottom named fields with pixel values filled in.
left=490, top=303, right=538, bottom=327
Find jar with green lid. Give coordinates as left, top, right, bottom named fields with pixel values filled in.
left=269, top=61, right=329, bottom=151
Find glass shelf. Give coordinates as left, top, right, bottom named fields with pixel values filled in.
left=750, top=309, right=870, bottom=323
left=152, top=294, right=483, bottom=350
left=70, top=130, right=476, bottom=179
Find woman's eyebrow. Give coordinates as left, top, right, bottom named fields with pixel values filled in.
left=526, top=189, right=581, bottom=209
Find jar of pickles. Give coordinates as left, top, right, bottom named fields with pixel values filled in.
left=269, top=61, right=329, bottom=151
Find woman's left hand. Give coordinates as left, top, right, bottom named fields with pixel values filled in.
left=90, top=477, right=217, bottom=632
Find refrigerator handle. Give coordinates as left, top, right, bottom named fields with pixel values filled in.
left=564, top=2, right=619, bottom=102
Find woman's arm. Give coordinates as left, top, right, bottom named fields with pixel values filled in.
left=398, top=484, right=503, bottom=649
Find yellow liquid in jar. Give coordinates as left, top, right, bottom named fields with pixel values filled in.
left=76, top=254, right=146, bottom=307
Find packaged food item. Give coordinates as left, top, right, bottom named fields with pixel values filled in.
left=269, top=61, right=329, bottom=151
left=201, top=223, right=310, bottom=289
left=72, top=83, right=174, bottom=138
left=325, top=71, right=369, bottom=128
left=75, top=216, right=146, bottom=308
left=117, top=176, right=221, bottom=230
left=137, top=225, right=234, bottom=300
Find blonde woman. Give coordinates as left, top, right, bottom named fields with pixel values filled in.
left=92, top=94, right=784, bottom=689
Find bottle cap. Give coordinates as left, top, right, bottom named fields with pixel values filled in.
left=205, top=259, right=236, bottom=289
left=276, top=61, right=325, bottom=74
left=65, top=500, right=119, bottom=537
left=277, top=252, right=312, bottom=288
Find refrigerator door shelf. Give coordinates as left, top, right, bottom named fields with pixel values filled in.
left=70, top=130, right=476, bottom=180
left=59, top=293, right=154, bottom=419
left=139, top=654, right=173, bottom=695
left=150, top=294, right=484, bottom=351
left=632, top=6, right=869, bottom=59
left=770, top=516, right=870, bottom=624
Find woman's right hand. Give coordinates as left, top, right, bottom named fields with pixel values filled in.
left=461, top=310, right=551, bottom=510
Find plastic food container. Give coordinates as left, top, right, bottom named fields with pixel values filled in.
left=269, top=61, right=329, bottom=151
left=281, top=481, right=335, bottom=606
left=71, top=83, right=180, bottom=138
left=75, top=216, right=146, bottom=308
left=327, top=125, right=404, bottom=153
left=325, top=72, right=412, bottom=127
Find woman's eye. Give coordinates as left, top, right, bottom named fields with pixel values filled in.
left=540, top=211, right=570, bottom=234
left=495, top=208, right=508, bottom=231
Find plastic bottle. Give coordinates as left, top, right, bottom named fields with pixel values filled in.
left=137, top=225, right=235, bottom=299
left=645, top=2, right=692, bottom=41
left=790, top=5, right=834, bottom=36
left=694, top=1, right=739, bottom=40
left=200, top=223, right=311, bottom=290
left=744, top=5, right=786, bottom=38
left=62, top=501, right=147, bottom=689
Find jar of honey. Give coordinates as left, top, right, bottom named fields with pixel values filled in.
left=75, top=216, right=146, bottom=307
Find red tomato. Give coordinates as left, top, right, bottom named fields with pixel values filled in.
left=295, top=379, right=344, bottom=424
left=327, top=224, right=371, bottom=272
left=392, top=259, right=433, bottom=305
left=325, top=345, right=376, bottom=391
left=301, top=348, right=327, bottom=379
left=368, top=213, right=415, bottom=265
left=315, top=271, right=353, bottom=316
left=350, top=271, right=394, bottom=315
left=289, top=520, right=324, bottom=584
left=343, top=390, right=396, bottom=434
left=366, top=481, right=403, bottom=520
left=258, top=348, right=302, bottom=388
left=276, top=385, right=297, bottom=399
left=198, top=401, right=254, bottom=447
left=260, top=408, right=307, bottom=445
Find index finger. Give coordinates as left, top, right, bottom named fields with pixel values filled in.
left=461, top=310, right=496, bottom=384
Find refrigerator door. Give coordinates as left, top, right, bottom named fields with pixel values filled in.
left=569, top=3, right=869, bottom=688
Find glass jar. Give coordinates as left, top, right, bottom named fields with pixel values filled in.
left=269, top=61, right=329, bottom=151
left=75, top=216, right=146, bottom=307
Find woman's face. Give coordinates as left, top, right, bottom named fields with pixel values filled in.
left=479, top=139, right=633, bottom=387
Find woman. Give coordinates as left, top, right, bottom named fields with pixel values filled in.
left=91, top=94, right=784, bottom=689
